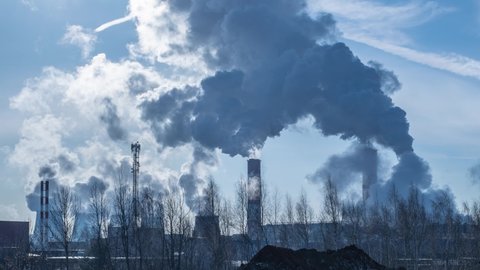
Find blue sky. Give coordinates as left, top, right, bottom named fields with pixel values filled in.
left=1, top=0, right=480, bottom=221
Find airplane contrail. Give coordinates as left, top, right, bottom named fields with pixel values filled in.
left=95, top=14, right=135, bottom=33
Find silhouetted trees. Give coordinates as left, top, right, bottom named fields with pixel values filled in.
left=49, top=186, right=80, bottom=270
left=30, top=166, right=480, bottom=270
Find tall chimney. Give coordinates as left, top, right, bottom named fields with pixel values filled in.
left=40, top=181, right=44, bottom=246
left=247, top=158, right=262, bottom=241
left=39, top=180, right=49, bottom=250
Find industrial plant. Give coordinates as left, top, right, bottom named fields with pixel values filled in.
left=0, top=141, right=479, bottom=270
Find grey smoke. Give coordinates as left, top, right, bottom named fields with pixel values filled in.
left=26, top=165, right=59, bottom=211
left=74, top=176, right=109, bottom=199
left=178, top=144, right=217, bottom=210
left=127, top=73, right=158, bottom=95
left=143, top=1, right=413, bottom=157
left=308, top=143, right=378, bottom=193
left=57, top=154, right=76, bottom=173
left=139, top=0, right=433, bottom=201
left=388, top=152, right=432, bottom=196
left=368, top=61, right=401, bottom=95
left=100, top=97, right=127, bottom=141
left=142, top=87, right=197, bottom=149
left=469, top=163, right=480, bottom=184
left=38, top=165, right=56, bottom=179
left=27, top=164, right=110, bottom=212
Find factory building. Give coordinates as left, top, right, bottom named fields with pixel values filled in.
left=0, top=221, right=29, bottom=268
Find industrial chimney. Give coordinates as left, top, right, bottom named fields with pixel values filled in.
left=40, top=180, right=49, bottom=251
left=247, top=158, right=262, bottom=241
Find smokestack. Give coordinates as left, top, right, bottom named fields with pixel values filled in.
left=247, top=158, right=262, bottom=241
left=362, top=146, right=377, bottom=201
left=39, top=180, right=49, bottom=250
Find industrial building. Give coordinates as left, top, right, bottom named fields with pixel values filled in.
left=0, top=220, right=29, bottom=268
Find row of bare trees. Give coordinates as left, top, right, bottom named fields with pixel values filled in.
left=34, top=171, right=480, bottom=270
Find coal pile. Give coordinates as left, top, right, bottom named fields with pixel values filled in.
left=241, top=245, right=392, bottom=270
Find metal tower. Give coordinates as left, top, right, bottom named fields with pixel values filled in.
left=131, top=141, right=141, bottom=227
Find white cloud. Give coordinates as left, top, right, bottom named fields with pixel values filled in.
left=10, top=67, right=73, bottom=115
left=0, top=204, right=21, bottom=220
left=61, top=25, right=97, bottom=59
left=308, top=0, right=452, bottom=45
left=350, top=35, right=480, bottom=80
left=308, top=0, right=480, bottom=80
left=21, top=0, right=37, bottom=11
left=8, top=52, right=200, bottom=197
left=127, top=0, right=208, bottom=78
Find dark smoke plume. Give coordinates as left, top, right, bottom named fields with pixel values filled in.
left=26, top=165, right=59, bottom=212
left=140, top=0, right=433, bottom=200
left=27, top=165, right=110, bottom=212
left=57, top=154, right=76, bottom=173
left=308, top=143, right=378, bottom=193
left=178, top=144, right=217, bottom=209
left=100, top=97, right=127, bottom=141
left=143, top=0, right=412, bottom=157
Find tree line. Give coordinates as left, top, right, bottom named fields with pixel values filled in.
left=29, top=168, right=480, bottom=270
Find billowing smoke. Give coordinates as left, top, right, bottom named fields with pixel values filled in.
left=308, top=143, right=378, bottom=194
left=388, top=152, right=431, bottom=196
left=178, top=144, right=218, bottom=209
left=26, top=165, right=59, bottom=212
left=100, top=97, right=127, bottom=141
left=142, top=0, right=412, bottom=156
left=140, top=0, right=432, bottom=199
left=57, top=154, right=76, bottom=173
left=26, top=165, right=110, bottom=213
left=74, top=176, right=109, bottom=200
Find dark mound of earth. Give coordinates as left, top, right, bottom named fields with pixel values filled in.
left=241, top=245, right=397, bottom=270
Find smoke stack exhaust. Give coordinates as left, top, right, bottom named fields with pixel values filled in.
left=247, top=158, right=262, bottom=241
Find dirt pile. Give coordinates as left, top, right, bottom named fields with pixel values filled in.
left=240, top=245, right=393, bottom=270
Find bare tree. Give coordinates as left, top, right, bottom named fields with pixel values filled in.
left=198, top=178, right=224, bottom=270
left=139, top=187, right=165, bottom=270
left=342, top=199, right=364, bottom=247
left=429, top=190, right=468, bottom=269
left=112, top=165, right=133, bottom=270
left=164, top=192, right=193, bottom=270
left=395, top=186, right=428, bottom=270
left=234, top=178, right=248, bottom=236
left=321, top=177, right=342, bottom=249
left=203, top=179, right=220, bottom=216
left=265, top=188, right=282, bottom=246
left=279, top=194, right=294, bottom=248
left=88, top=180, right=111, bottom=269
left=219, top=198, right=233, bottom=236
left=49, top=186, right=80, bottom=270
left=463, top=200, right=480, bottom=260
left=295, top=189, right=314, bottom=247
